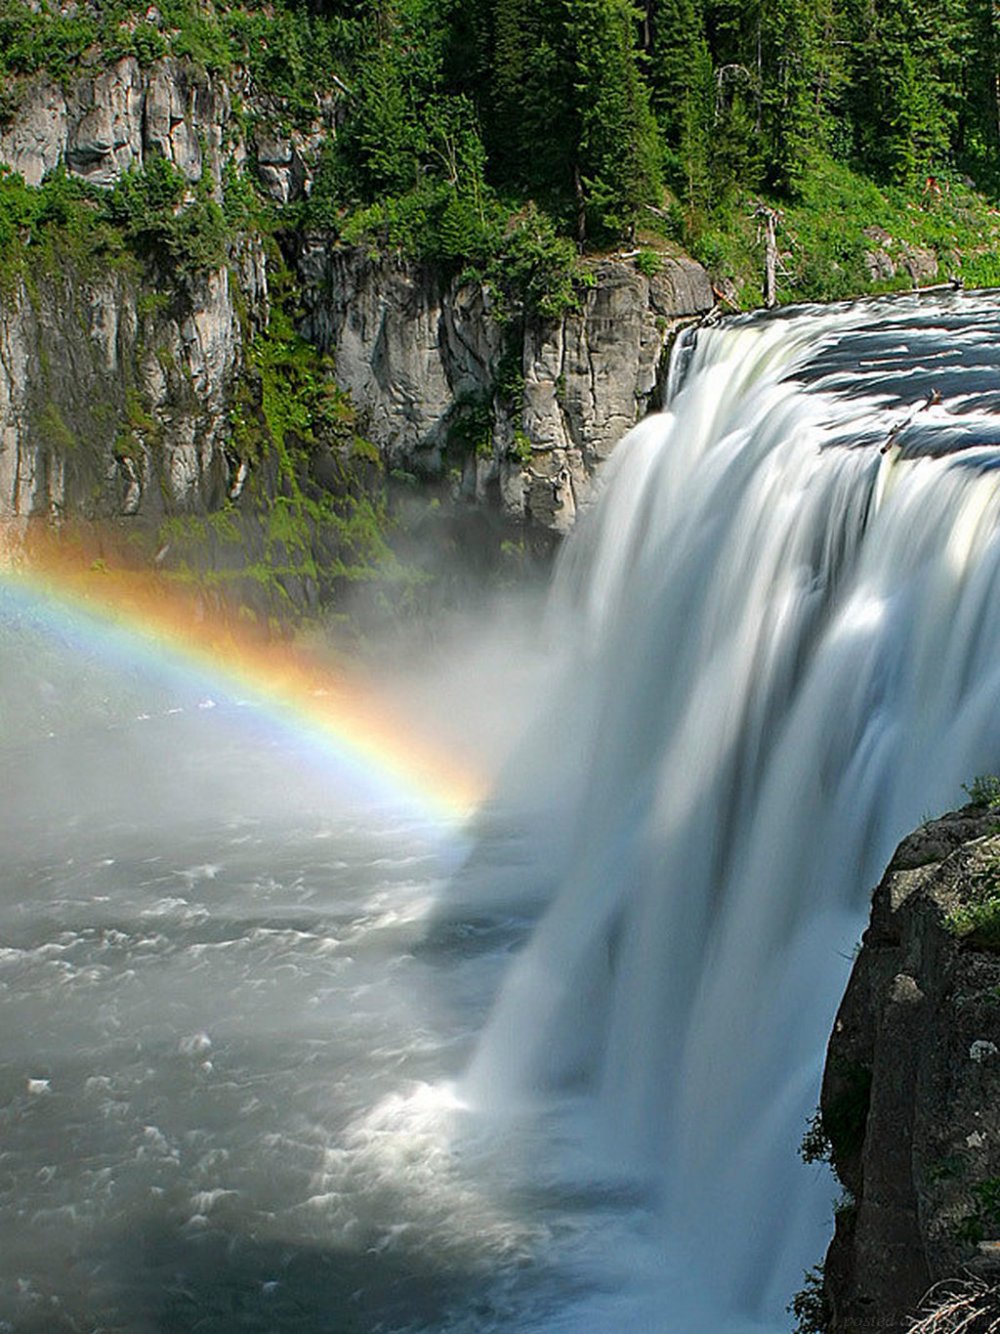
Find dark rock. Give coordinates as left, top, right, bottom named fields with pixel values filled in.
left=821, top=807, right=1000, bottom=1332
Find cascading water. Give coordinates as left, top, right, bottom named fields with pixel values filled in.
left=5, top=291, right=1000, bottom=1333
left=460, top=290, right=1000, bottom=1329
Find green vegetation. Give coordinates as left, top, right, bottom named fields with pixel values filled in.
left=945, top=891, right=1000, bottom=949
left=788, top=1265, right=830, bottom=1334
left=0, top=0, right=359, bottom=121
left=799, top=1109, right=832, bottom=1165
left=957, top=1177, right=1000, bottom=1245
left=963, top=775, right=1000, bottom=807
left=6, top=0, right=1000, bottom=308
left=161, top=260, right=396, bottom=618
left=943, top=809, right=1000, bottom=947
left=0, top=157, right=237, bottom=286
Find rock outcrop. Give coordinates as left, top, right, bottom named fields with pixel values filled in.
left=0, top=57, right=232, bottom=191
left=0, top=248, right=266, bottom=532
left=820, top=805, right=1000, bottom=1332
left=0, top=55, right=331, bottom=203
left=297, top=243, right=713, bottom=532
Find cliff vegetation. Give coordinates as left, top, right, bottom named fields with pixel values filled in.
left=4, top=0, right=1000, bottom=307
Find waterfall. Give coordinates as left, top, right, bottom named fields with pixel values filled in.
left=461, top=292, right=1000, bottom=1328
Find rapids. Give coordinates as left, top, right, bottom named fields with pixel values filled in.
left=5, top=290, right=1000, bottom=1330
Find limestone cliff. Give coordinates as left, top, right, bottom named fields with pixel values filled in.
left=0, top=54, right=323, bottom=203
left=0, top=252, right=264, bottom=532
left=818, top=805, right=1000, bottom=1332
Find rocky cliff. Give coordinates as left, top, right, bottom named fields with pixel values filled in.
left=296, top=242, right=712, bottom=533
left=0, top=54, right=713, bottom=578
left=0, top=252, right=264, bottom=534
left=818, top=803, right=1000, bottom=1332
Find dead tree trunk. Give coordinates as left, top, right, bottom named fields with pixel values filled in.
left=755, top=204, right=780, bottom=309
left=573, top=163, right=587, bottom=248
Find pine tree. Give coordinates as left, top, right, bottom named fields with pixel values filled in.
left=481, top=0, right=661, bottom=243
left=648, top=0, right=716, bottom=208
left=758, top=0, right=845, bottom=193
left=487, top=0, right=572, bottom=202
left=847, top=0, right=969, bottom=183
left=956, top=0, right=1000, bottom=187
left=563, top=0, right=663, bottom=241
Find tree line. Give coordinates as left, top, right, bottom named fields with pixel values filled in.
left=316, top=0, right=1000, bottom=249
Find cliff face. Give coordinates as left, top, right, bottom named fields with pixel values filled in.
left=0, top=254, right=266, bottom=533
left=820, top=806, right=1000, bottom=1332
left=0, top=57, right=231, bottom=191
left=0, top=54, right=322, bottom=204
left=0, top=56, right=270, bottom=545
left=297, top=243, right=713, bottom=532
left=0, top=54, right=713, bottom=608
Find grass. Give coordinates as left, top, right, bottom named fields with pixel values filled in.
left=672, top=153, right=1000, bottom=308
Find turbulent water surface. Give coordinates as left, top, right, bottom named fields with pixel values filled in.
left=7, top=290, right=1000, bottom=1332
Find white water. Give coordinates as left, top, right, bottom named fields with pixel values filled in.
left=5, top=291, right=1000, bottom=1332
left=462, top=290, right=1000, bottom=1328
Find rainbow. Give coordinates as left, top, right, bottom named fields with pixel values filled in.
left=0, top=550, right=485, bottom=825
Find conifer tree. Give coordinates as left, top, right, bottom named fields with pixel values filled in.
left=563, top=0, right=663, bottom=241
left=648, top=0, right=716, bottom=208
left=482, top=0, right=661, bottom=243
left=758, top=0, right=844, bottom=193
left=956, top=0, right=1000, bottom=185
left=848, top=0, right=969, bottom=182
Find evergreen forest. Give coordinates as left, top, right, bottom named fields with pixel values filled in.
left=4, top=0, right=1000, bottom=303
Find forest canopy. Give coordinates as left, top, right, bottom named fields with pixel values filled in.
left=3, top=0, right=1000, bottom=302
left=311, top=0, right=1000, bottom=236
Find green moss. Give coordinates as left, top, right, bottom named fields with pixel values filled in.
left=156, top=255, right=395, bottom=624
left=511, top=430, right=532, bottom=464
left=944, top=832, right=1000, bottom=950
left=635, top=249, right=661, bottom=277
left=946, top=899, right=1000, bottom=950
left=36, top=402, right=76, bottom=451
left=446, top=391, right=491, bottom=460
left=114, top=387, right=160, bottom=458
left=137, top=291, right=172, bottom=319
left=957, top=1177, right=1000, bottom=1245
